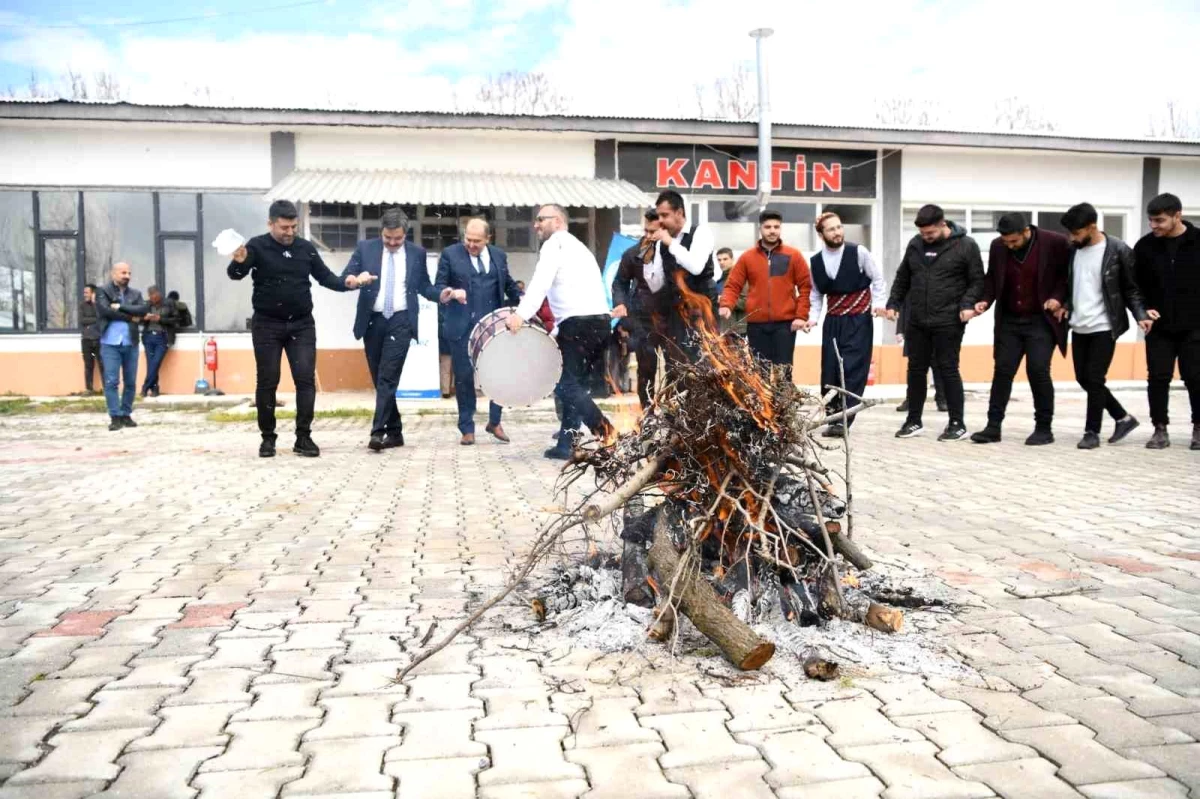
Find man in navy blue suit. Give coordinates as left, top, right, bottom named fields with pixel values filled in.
left=340, top=208, right=442, bottom=452
left=435, top=218, right=523, bottom=446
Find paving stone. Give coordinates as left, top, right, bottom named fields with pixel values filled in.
left=775, top=776, right=887, bottom=799
left=383, top=756, right=483, bottom=799
left=198, top=719, right=320, bottom=772
left=0, top=781, right=110, bottom=799
left=62, top=686, right=178, bottom=732
left=474, top=687, right=570, bottom=731
left=815, top=695, right=928, bottom=747
left=49, top=647, right=141, bottom=680
left=1107, top=650, right=1200, bottom=698
left=868, top=679, right=974, bottom=718
left=262, top=647, right=342, bottom=683
left=1, top=676, right=104, bottom=718
left=632, top=675, right=725, bottom=716
left=1055, top=624, right=1148, bottom=655
left=892, top=710, right=1036, bottom=767
left=106, top=656, right=202, bottom=690
left=143, top=629, right=217, bottom=658
left=1138, top=633, right=1200, bottom=668
left=35, top=610, right=127, bottom=638
left=1120, top=744, right=1200, bottom=794
left=388, top=709, right=487, bottom=761
left=163, top=668, right=255, bottom=706
left=663, top=759, right=775, bottom=799
left=282, top=735, right=400, bottom=795
left=323, top=659, right=408, bottom=698
left=1002, top=725, right=1165, bottom=785
left=1079, top=778, right=1190, bottom=798
left=1043, top=697, right=1194, bottom=748
left=474, top=727, right=585, bottom=787
left=193, top=766, right=306, bottom=799
left=477, top=781, right=590, bottom=799
left=4, top=727, right=153, bottom=785
left=703, top=684, right=820, bottom=733
left=304, top=695, right=402, bottom=740
left=640, top=710, right=761, bottom=769
left=1080, top=673, right=1200, bottom=718
left=190, top=636, right=280, bottom=671
left=562, top=696, right=660, bottom=749
left=92, top=745, right=224, bottom=799
left=738, top=726, right=873, bottom=788
left=931, top=682, right=1077, bottom=732
left=838, top=741, right=993, bottom=799
left=953, top=757, right=1084, bottom=798
left=405, top=643, right=479, bottom=677
left=342, top=633, right=410, bottom=664
left=0, top=714, right=70, bottom=765
left=566, top=742, right=688, bottom=799
left=80, top=618, right=171, bottom=649
left=231, top=681, right=330, bottom=721
left=127, top=701, right=244, bottom=750
left=1022, top=675, right=1108, bottom=704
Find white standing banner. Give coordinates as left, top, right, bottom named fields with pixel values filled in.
left=395, top=254, right=441, bottom=400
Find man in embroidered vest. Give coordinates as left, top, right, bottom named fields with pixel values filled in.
left=799, top=212, right=888, bottom=436
left=648, top=190, right=718, bottom=365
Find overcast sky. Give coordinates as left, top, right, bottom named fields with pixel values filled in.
left=1, top=0, right=1198, bottom=139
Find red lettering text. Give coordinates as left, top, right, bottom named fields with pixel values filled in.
left=813, top=162, right=842, bottom=192
left=656, top=158, right=689, bottom=188
left=770, top=161, right=790, bottom=192
left=794, top=156, right=807, bottom=191
left=728, top=160, right=756, bottom=190
left=692, top=158, right=723, bottom=189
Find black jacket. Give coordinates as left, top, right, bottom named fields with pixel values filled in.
left=1133, top=221, right=1200, bottom=331
left=1065, top=235, right=1147, bottom=340
left=79, top=301, right=100, bottom=341
left=887, top=222, right=985, bottom=328
left=227, top=233, right=349, bottom=322
left=94, top=282, right=148, bottom=347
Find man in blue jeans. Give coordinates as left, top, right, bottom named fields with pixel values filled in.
left=94, top=262, right=147, bottom=431
left=140, top=285, right=177, bottom=398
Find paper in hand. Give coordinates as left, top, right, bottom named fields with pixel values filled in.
left=212, top=229, right=245, bottom=257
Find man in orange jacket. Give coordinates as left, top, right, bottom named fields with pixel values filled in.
left=718, top=210, right=813, bottom=373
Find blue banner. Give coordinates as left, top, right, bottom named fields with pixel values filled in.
left=603, top=232, right=639, bottom=329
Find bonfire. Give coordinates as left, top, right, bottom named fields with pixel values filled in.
left=397, top=276, right=903, bottom=681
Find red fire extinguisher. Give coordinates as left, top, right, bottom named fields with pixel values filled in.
left=203, top=337, right=224, bottom=395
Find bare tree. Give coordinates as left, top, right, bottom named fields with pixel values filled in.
left=2, top=69, right=125, bottom=101
left=694, top=64, right=757, bottom=120
left=1147, top=100, right=1200, bottom=139
left=874, top=98, right=942, bottom=128
left=992, top=97, right=1058, bottom=133
left=469, top=71, right=567, bottom=115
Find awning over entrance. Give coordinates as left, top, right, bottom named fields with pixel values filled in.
left=266, top=169, right=650, bottom=209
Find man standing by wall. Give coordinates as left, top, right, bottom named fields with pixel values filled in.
left=1134, top=193, right=1200, bottom=450
left=341, top=208, right=442, bottom=453
left=885, top=204, right=985, bottom=441
left=612, top=209, right=665, bottom=409
left=436, top=218, right=522, bottom=445
left=140, top=286, right=177, bottom=398
left=801, top=212, right=887, bottom=436
left=718, top=210, right=812, bottom=373
left=970, top=213, right=1070, bottom=445
left=506, top=204, right=614, bottom=460
left=229, top=199, right=364, bottom=458
left=1058, top=203, right=1150, bottom=449
left=95, top=263, right=146, bottom=431
left=80, top=284, right=101, bottom=394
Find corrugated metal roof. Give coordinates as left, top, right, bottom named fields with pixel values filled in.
left=266, top=168, right=651, bottom=208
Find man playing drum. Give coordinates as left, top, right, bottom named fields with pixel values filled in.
left=506, top=204, right=616, bottom=460
left=436, top=218, right=523, bottom=446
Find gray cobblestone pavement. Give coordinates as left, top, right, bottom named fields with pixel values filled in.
left=1, top=389, right=1198, bottom=798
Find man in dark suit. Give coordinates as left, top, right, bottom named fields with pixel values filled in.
left=435, top=218, right=522, bottom=446
left=340, top=208, right=441, bottom=452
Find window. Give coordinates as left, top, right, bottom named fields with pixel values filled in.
left=1034, top=211, right=1068, bottom=237
left=202, top=193, right=269, bottom=332
left=0, top=192, right=35, bottom=332
left=308, top=203, right=418, bottom=252
left=1102, top=214, right=1125, bottom=241
left=84, top=192, right=154, bottom=287
left=38, top=192, right=78, bottom=231
left=42, top=237, right=79, bottom=330
left=708, top=201, right=817, bottom=223
left=159, top=193, right=198, bottom=231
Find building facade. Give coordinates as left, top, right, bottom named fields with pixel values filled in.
left=2, top=101, right=1199, bottom=396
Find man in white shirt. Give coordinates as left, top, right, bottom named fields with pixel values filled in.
left=649, top=190, right=718, bottom=364
left=507, top=204, right=615, bottom=459
left=799, top=212, right=888, bottom=436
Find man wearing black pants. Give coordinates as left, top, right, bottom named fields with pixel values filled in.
left=80, top=284, right=101, bottom=394
left=1134, top=193, right=1200, bottom=450
left=886, top=205, right=985, bottom=441
left=508, top=204, right=614, bottom=459
left=612, top=209, right=666, bottom=409
left=1057, top=203, right=1150, bottom=449
left=971, top=213, right=1070, bottom=445
left=228, top=200, right=363, bottom=458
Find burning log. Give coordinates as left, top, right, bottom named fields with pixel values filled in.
left=647, top=510, right=775, bottom=670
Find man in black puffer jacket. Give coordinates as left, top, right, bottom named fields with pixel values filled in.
left=886, top=204, right=985, bottom=441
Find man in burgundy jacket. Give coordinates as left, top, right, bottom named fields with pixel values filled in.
left=971, top=212, right=1070, bottom=445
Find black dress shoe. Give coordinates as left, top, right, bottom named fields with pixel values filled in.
left=935, top=399, right=949, bottom=413
left=896, top=399, right=909, bottom=413
left=108, top=417, right=123, bottom=431
left=368, top=435, right=386, bottom=452
left=121, top=416, right=138, bottom=428
left=821, top=424, right=845, bottom=438
left=970, top=426, right=1002, bottom=444
left=1024, top=428, right=1054, bottom=446
left=1108, top=415, right=1139, bottom=444
left=1077, top=432, right=1101, bottom=450
left=293, top=436, right=320, bottom=457
left=383, top=433, right=404, bottom=448
left=544, top=446, right=571, bottom=460
left=259, top=438, right=277, bottom=458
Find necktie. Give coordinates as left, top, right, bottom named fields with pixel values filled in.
left=382, top=250, right=396, bottom=319
left=474, top=255, right=484, bottom=274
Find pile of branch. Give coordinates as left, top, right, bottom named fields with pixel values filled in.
left=395, top=322, right=895, bottom=682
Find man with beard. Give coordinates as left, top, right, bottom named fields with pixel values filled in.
left=646, top=190, right=718, bottom=365
left=718, top=210, right=812, bottom=373
left=970, top=213, right=1070, bottom=445
left=612, top=209, right=666, bottom=409
left=1134, top=193, right=1200, bottom=450
left=95, top=262, right=147, bottom=430
left=506, top=204, right=615, bottom=459
left=798, top=212, right=887, bottom=436
left=885, top=204, right=985, bottom=441
left=1054, top=203, right=1150, bottom=449
left=714, top=247, right=747, bottom=335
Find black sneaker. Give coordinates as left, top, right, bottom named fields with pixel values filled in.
left=108, top=417, right=123, bottom=431
left=896, top=399, right=909, bottom=413
left=1077, top=432, right=1101, bottom=450
left=1191, top=424, right=1199, bottom=451
left=1108, top=416, right=1140, bottom=444
left=293, top=436, right=321, bottom=458
left=120, top=416, right=138, bottom=428
left=895, top=421, right=923, bottom=438
left=543, top=446, right=572, bottom=460
left=935, top=399, right=949, bottom=413
left=1025, top=428, right=1055, bottom=446
left=970, top=426, right=1002, bottom=444
left=822, top=424, right=845, bottom=438
left=938, top=422, right=968, bottom=441
left=259, top=438, right=276, bottom=458
left=368, top=434, right=386, bottom=452
left=383, top=433, right=404, bottom=449
left=1146, top=425, right=1170, bottom=450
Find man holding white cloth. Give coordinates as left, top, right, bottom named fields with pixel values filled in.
left=506, top=204, right=615, bottom=459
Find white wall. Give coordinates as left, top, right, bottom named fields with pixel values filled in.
left=0, top=121, right=271, bottom=189
left=1161, top=158, right=1200, bottom=204
left=295, top=128, right=595, bottom=178
left=902, top=148, right=1142, bottom=208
